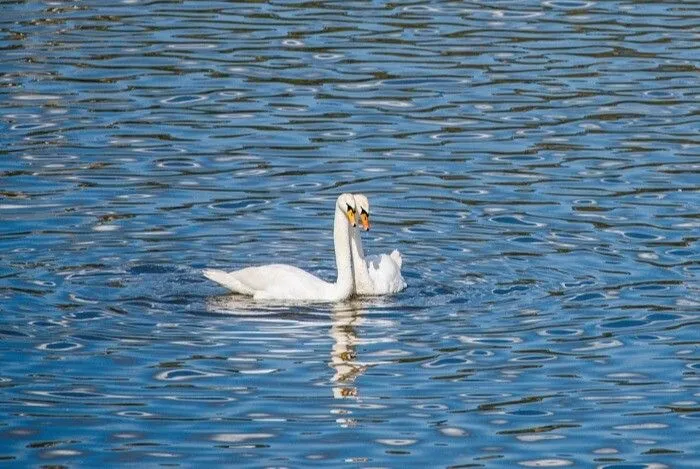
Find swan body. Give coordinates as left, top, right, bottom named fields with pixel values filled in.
left=350, top=194, right=407, bottom=295
left=203, top=194, right=357, bottom=302
left=357, top=249, right=406, bottom=295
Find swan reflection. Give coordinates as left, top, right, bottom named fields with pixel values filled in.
left=205, top=295, right=394, bottom=408
left=329, top=302, right=367, bottom=399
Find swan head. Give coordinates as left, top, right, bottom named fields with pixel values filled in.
left=354, top=194, right=370, bottom=231
left=337, top=193, right=357, bottom=227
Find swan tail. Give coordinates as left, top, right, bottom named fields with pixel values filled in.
left=202, top=269, right=255, bottom=295
left=390, top=250, right=403, bottom=268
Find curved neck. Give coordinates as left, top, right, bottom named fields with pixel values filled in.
left=351, top=228, right=372, bottom=285
left=332, top=206, right=354, bottom=297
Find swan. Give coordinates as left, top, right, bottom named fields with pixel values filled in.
left=350, top=194, right=407, bottom=295
left=202, top=193, right=358, bottom=302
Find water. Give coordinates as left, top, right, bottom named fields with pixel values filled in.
left=1, top=1, right=698, bottom=467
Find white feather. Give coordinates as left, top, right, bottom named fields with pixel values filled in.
left=203, top=194, right=357, bottom=302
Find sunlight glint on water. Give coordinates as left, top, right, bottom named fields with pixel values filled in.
left=0, top=1, right=698, bottom=467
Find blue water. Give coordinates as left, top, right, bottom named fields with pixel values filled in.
left=1, top=1, right=699, bottom=467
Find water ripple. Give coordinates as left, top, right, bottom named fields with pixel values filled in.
left=0, top=0, right=698, bottom=467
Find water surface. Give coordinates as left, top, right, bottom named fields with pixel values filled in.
left=1, top=1, right=698, bottom=467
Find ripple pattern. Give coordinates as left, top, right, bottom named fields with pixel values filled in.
left=1, top=1, right=699, bottom=468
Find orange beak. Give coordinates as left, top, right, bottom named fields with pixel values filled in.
left=360, top=212, right=370, bottom=231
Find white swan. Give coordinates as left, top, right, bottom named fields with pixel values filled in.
left=203, top=194, right=358, bottom=302
left=350, top=194, right=407, bottom=295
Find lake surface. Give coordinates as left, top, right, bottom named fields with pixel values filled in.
left=1, top=1, right=698, bottom=467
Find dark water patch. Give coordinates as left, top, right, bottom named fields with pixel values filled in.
left=127, top=264, right=178, bottom=275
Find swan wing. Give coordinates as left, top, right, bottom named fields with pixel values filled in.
left=203, top=268, right=256, bottom=295
left=204, top=264, right=340, bottom=301
left=389, top=249, right=402, bottom=268
left=366, top=251, right=407, bottom=294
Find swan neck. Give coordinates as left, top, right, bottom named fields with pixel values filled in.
left=333, top=206, right=354, bottom=295
left=351, top=228, right=366, bottom=259
left=351, top=228, right=371, bottom=285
